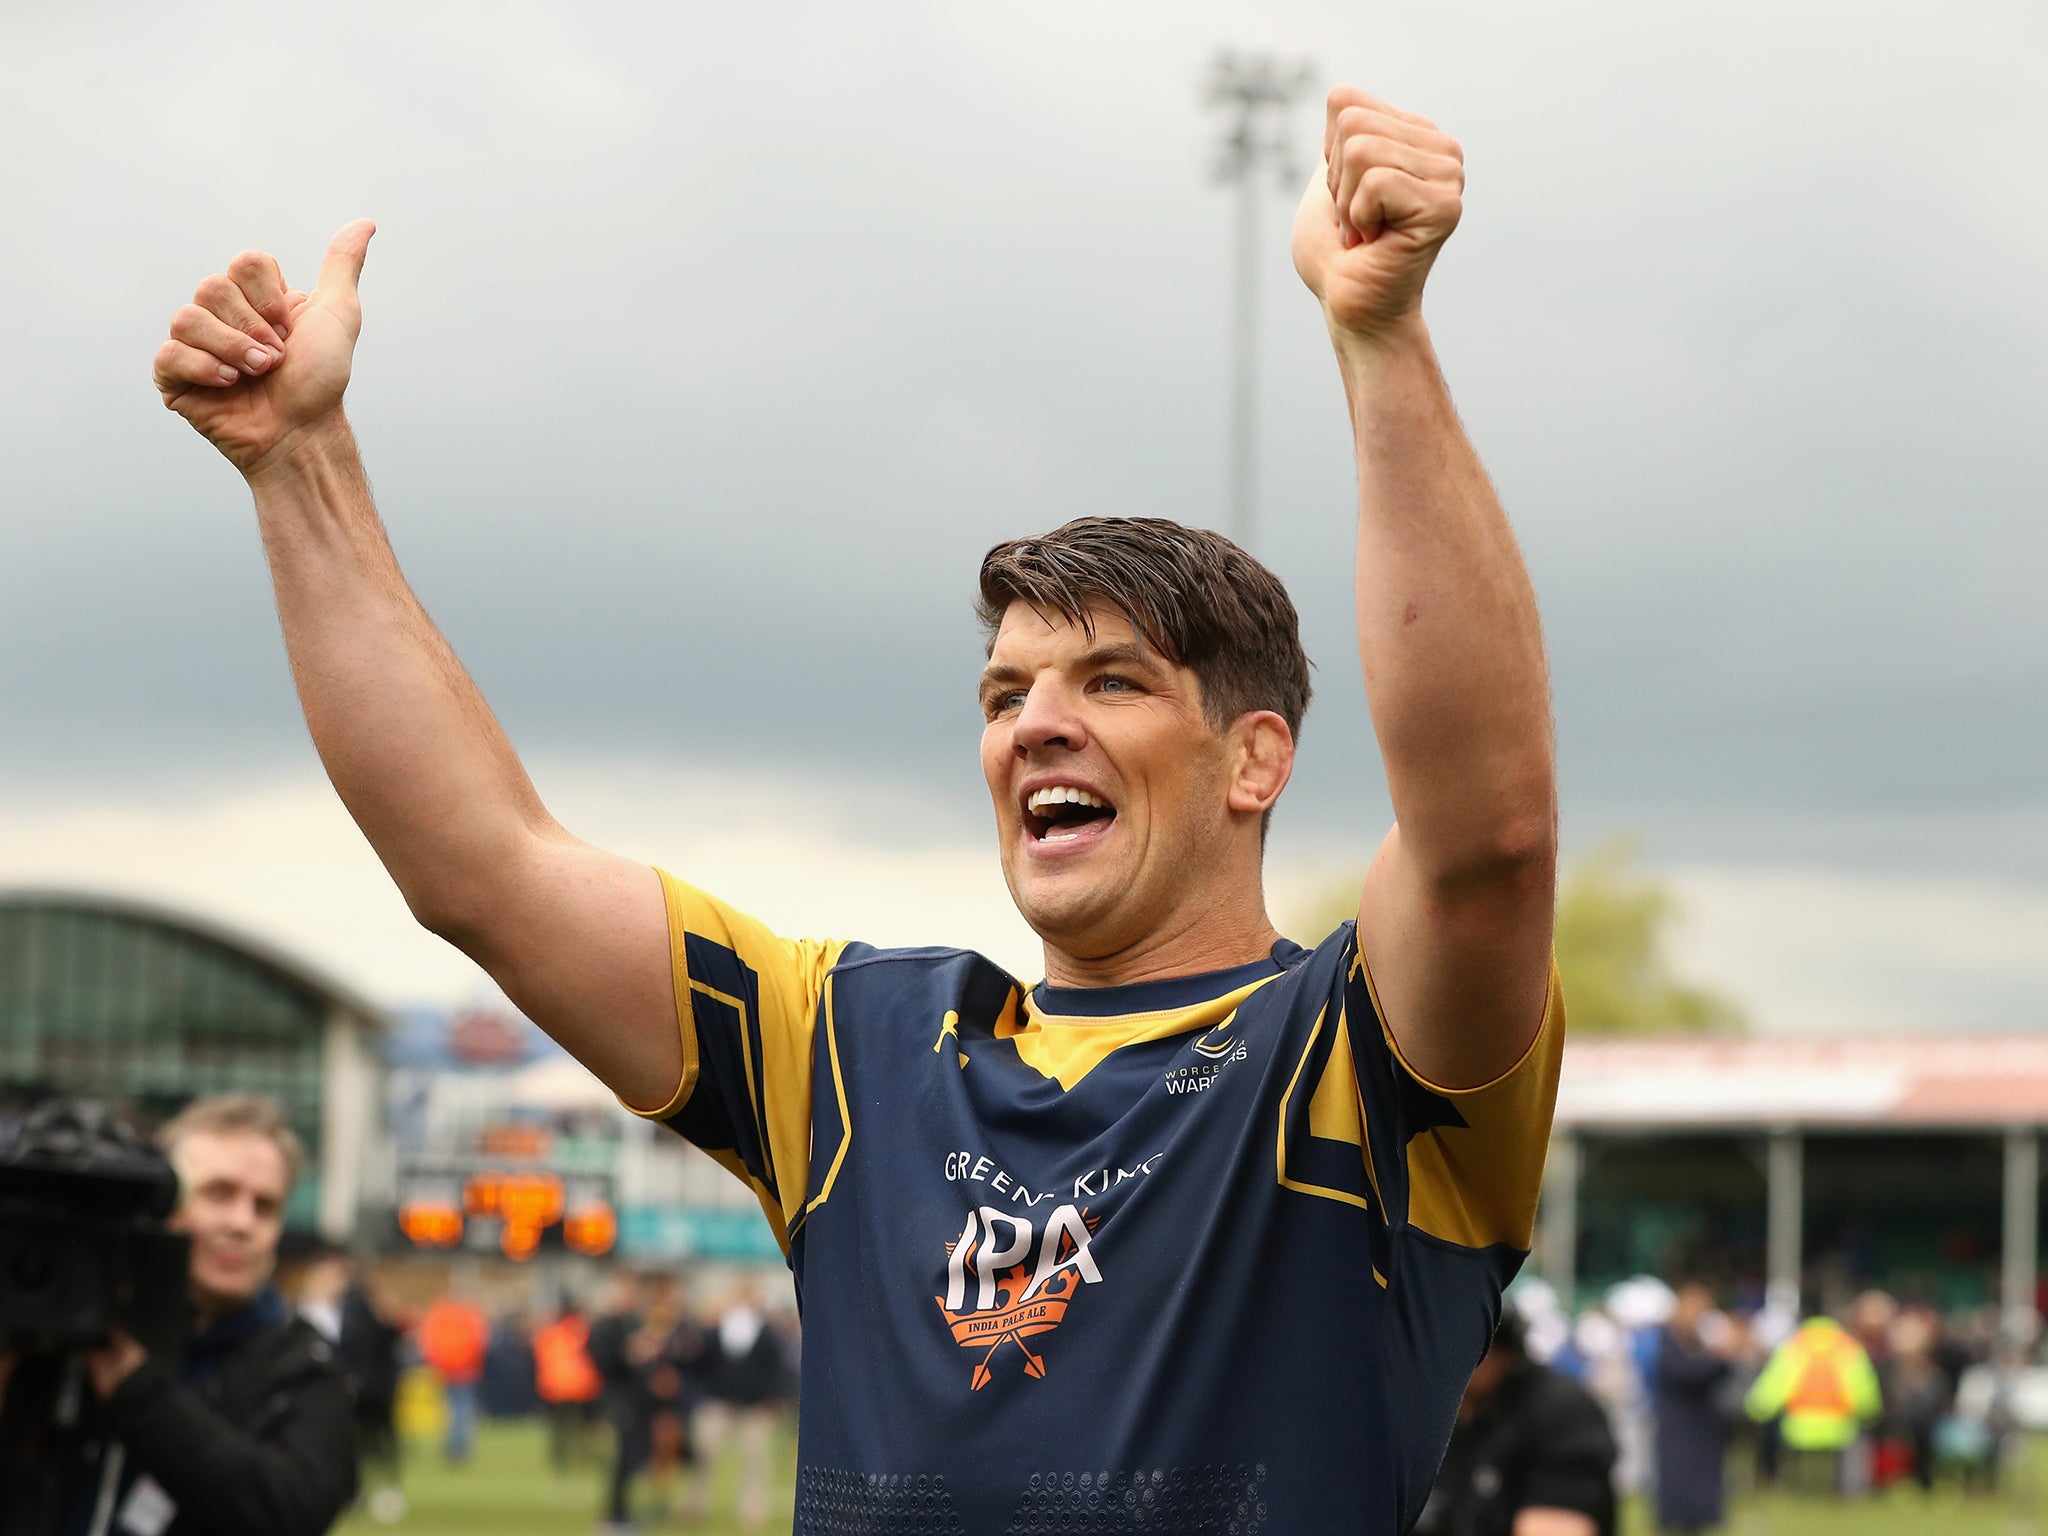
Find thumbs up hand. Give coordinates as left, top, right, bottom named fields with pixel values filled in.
left=153, top=219, right=376, bottom=482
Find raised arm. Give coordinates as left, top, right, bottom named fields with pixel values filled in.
left=151, top=223, right=679, bottom=1108
left=1292, top=90, right=1557, bottom=1089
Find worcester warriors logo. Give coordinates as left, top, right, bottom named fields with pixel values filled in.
left=1188, top=1008, right=1244, bottom=1059
left=935, top=1205, right=1103, bottom=1389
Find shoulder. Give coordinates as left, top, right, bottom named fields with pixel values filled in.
left=1238, top=923, right=1359, bottom=1020
left=823, top=943, right=1023, bottom=1017
left=1515, top=1365, right=1617, bottom=1455
left=827, top=942, right=1001, bottom=978
left=232, top=1317, right=354, bottom=1401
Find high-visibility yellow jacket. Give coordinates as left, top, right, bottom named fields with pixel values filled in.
left=1744, top=1317, right=1882, bottom=1450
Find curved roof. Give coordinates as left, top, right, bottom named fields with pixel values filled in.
left=0, top=887, right=389, bottom=1030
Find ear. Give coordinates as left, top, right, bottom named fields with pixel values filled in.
left=1225, top=711, right=1295, bottom=816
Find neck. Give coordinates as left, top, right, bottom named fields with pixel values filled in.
left=191, top=1286, right=258, bottom=1332
left=1041, top=899, right=1284, bottom=990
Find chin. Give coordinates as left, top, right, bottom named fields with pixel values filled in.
left=197, top=1274, right=261, bottom=1310
left=1015, top=884, right=1139, bottom=957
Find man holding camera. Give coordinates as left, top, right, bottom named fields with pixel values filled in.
left=0, top=1097, right=358, bottom=1536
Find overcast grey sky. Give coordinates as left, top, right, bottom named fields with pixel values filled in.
left=3, top=1, right=2044, bottom=1025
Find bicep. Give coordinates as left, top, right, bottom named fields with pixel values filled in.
left=1356, top=822, right=1554, bottom=1090
left=448, top=835, right=680, bottom=1111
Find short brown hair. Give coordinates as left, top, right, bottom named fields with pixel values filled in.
left=977, top=517, right=1312, bottom=739
left=157, top=1094, right=305, bottom=1190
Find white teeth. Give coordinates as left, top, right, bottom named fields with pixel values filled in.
left=1027, top=785, right=1106, bottom=812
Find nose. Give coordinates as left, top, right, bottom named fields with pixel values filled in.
left=223, top=1192, right=257, bottom=1234
left=1011, top=677, right=1088, bottom=757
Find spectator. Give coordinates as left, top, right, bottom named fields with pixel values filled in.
left=340, top=1270, right=406, bottom=1521
left=1879, top=1308, right=1947, bottom=1493
left=480, top=1307, right=537, bottom=1419
left=0, top=1096, right=357, bottom=1536
left=1743, top=1311, right=1882, bottom=1495
left=1650, top=1282, right=1734, bottom=1534
left=1416, top=1310, right=1618, bottom=1536
left=640, top=1274, right=701, bottom=1521
left=297, top=1251, right=406, bottom=1520
left=415, top=1293, right=489, bottom=1463
left=587, top=1273, right=655, bottom=1531
left=534, top=1301, right=603, bottom=1472
left=683, top=1277, right=792, bottom=1532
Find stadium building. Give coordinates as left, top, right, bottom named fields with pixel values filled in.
left=0, top=888, right=774, bottom=1275
left=1541, top=1034, right=2048, bottom=1334
left=0, top=889, right=386, bottom=1238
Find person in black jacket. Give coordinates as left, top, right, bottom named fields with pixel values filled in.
left=1651, top=1282, right=1736, bottom=1534
left=1417, top=1309, right=1619, bottom=1536
left=586, top=1271, right=656, bottom=1532
left=681, top=1277, right=791, bottom=1532
left=0, top=1096, right=357, bottom=1536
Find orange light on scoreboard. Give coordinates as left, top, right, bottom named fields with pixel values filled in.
left=402, top=1174, right=614, bottom=1261
left=398, top=1201, right=463, bottom=1247
left=562, top=1202, right=618, bottom=1257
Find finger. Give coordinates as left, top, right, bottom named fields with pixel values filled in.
left=1334, top=104, right=1460, bottom=163
left=226, top=249, right=293, bottom=341
left=1346, top=166, right=1454, bottom=246
left=1326, top=84, right=1437, bottom=134
left=1334, top=132, right=1462, bottom=225
left=284, top=287, right=312, bottom=320
left=315, top=218, right=376, bottom=300
left=154, top=338, right=243, bottom=395
left=169, top=303, right=283, bottom=377
left=191, top=273, right=287, bottom=357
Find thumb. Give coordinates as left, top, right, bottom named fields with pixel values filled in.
left=316, top=218, right=377, bottom=299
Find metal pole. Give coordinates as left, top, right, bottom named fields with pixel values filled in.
left=1766, top=1128, right=1803, bottom=1318
left=1228, top=168, right=1259, bottom=547
left=2003, top=1126, right=2039, bottom=1344
left=1540, top=1131, right=1581, bottom=1309
left=1206, top=53, right=1313, bottom=551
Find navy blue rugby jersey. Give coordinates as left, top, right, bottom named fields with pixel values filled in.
left=631, top=869, right=1564, bottom=1535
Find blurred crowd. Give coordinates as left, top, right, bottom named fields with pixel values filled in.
left=287, top=1251, right=2046, bottom=1536
left=288, top=1255, right=798, bottom=1532
left=1428, top=1273, right=2048, bottom=1534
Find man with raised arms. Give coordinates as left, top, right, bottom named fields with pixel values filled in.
left=153, top=86, right=1563, bottom=1533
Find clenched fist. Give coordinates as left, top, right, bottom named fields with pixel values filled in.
left=1292, top=88, right=1463, bottom=345
left=152, top=219, right=375, bottom=481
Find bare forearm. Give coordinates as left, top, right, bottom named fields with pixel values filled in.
left=249, top=420, right=554, bottom=930
left=1341, top=323, right=1554, bottom=876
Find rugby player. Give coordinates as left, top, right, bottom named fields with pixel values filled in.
left=152, top=86, right=1561, bottom=1533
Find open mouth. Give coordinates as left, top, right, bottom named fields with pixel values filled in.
left=1023, top=784, right=1118, bottom=845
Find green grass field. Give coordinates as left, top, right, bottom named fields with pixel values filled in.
left=338, top=1420, right=2048, bottom=1536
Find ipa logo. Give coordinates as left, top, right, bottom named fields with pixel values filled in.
left=935, top=1204, right=1102, bottom=1390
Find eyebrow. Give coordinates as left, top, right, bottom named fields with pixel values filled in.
left=978, top=641, right=1163, bottom=692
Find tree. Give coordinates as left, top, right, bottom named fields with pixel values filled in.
left=1549, top=837, right=1742, bottom=1033
left=1287, top=835, right=1742, bottom=1034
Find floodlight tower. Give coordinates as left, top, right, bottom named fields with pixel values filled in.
left=1207, top=51, right=1315, bottom=550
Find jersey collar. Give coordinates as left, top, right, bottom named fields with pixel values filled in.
left=1032, top=939, right=1307, bottom=1019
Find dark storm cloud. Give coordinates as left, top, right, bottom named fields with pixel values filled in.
left=3, top=1, right=2043, bottom=883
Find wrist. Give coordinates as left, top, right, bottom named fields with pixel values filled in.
left=243, top=414, right=359, bottom=497
left=1330, top=319, right=1445, bottom=431
left=1328, top=312, right=1436, bottom=377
